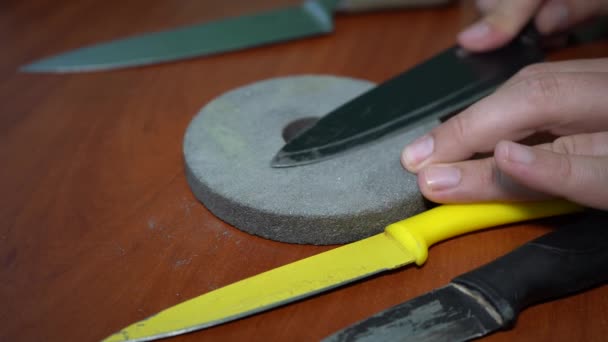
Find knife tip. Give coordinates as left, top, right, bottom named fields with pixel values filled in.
left=19, top=62, right=71, bottom=74
left=269, top=152, right=293, bottom=168
left=19, top=57, right=118, bottom=73
left=19, top=63, right=94, bottom=74
left=19, top=63, right=43, bottom=73
left=269, top=150, right=317, bottom=168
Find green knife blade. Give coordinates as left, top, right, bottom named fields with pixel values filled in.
left=101, top=200, right=580, bottom=342
left=21, top=0, right=340, bottom=73
left=21, top=0, right=450, bottom=73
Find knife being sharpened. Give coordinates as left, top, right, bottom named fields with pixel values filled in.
left=101, top=200, right=580, bottom=342
left=324, top=210, right=608, bottom=342
left=271, top=20, right=608, bottom=167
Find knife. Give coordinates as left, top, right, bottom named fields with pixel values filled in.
left=323, top=210, right=608, bottom=342
left=21, top=0, right=451, bottom=73
left=271, top=20, right=608, bottom=168
left=101, top=200, right=580, bottom=342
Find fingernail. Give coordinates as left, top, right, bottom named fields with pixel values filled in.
left=403, top=135, right=434, bottom=168
left=424, top=165, right=462, bottom=191
left=540, top=2, right=569, bottom=32
left=506, top=143, right=536, bottom=165
left=458, top=21, right=491, bottom=42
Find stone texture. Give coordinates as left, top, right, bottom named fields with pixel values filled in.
left=184, top=75, right=437, bottom=245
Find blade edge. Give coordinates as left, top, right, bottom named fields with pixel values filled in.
left=102, top=233, right=414, bottom=342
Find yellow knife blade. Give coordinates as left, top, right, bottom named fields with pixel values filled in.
left=103, top=200, right=581, bottom=342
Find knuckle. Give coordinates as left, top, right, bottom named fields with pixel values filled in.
left=552, top=134, right=598, bottom=156
left=480, top=162, right=498, bottom=188
left=516, top=63, right=551, bottom=79
left=552, top=136, right=576, bottom=154
left=504, top=63, right=550, bottom=88
left=519, top=73, right=565, bottom=109
left=556, top=154, right=575, bottom=184
left=449, top=114, right=472, bottom=150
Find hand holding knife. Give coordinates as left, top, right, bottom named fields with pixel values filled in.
left=272, top=20, right=608, bottom=168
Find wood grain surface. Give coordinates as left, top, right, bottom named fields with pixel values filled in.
left=1, top=1, right=607, bottom=341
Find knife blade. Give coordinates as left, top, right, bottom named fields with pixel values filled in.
left=270, top=28, right=544, bottom=167
left=21, top=0, right=451, bottom=73
left=101, top=200, right=580, bottom=342
left=323, top=210, right=608, bottom=342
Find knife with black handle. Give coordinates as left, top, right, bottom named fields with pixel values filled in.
left=324, top=210, right=608, bottom=342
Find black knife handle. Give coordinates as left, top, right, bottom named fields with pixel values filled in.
left=452, top=211, right=608, bottom=329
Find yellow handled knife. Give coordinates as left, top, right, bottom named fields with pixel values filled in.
left=103, top=200, right=581, bottom=342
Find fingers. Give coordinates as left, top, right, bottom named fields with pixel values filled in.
left=416, top=132, right=608, bottom=210
left=536, top=0, right=608, bottom=34
left=495, top=134, right=608, bottom=210
left=417, top=158, right=548, bottom=203
left=460, top=0, right=608, bottom=52
left=458, top=0, right=543, bottom=52
left=402, top=68, right=608, bottom=173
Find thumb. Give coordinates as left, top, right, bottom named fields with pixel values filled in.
left=495, top=136, right=608, bottom=210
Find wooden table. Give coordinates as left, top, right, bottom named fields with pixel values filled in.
left=2, top=1, right=607, bottom=341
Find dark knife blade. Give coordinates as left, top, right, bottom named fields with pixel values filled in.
left=270, top=29, right=544, bottom=167
left=323, top=211, right=608, bottom=342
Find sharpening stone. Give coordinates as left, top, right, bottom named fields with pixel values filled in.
left=184, top=75, right=438, bottom=245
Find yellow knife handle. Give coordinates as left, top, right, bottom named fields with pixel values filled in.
left=385, top=200, right=583, bottom=266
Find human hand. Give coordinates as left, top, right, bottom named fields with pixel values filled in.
left=401, top=58, right=608, bottom=210
left=459, top=0, right=608, bottom=52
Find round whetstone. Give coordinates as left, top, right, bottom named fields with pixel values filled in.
left=184, top=75, right=437, bottom=245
